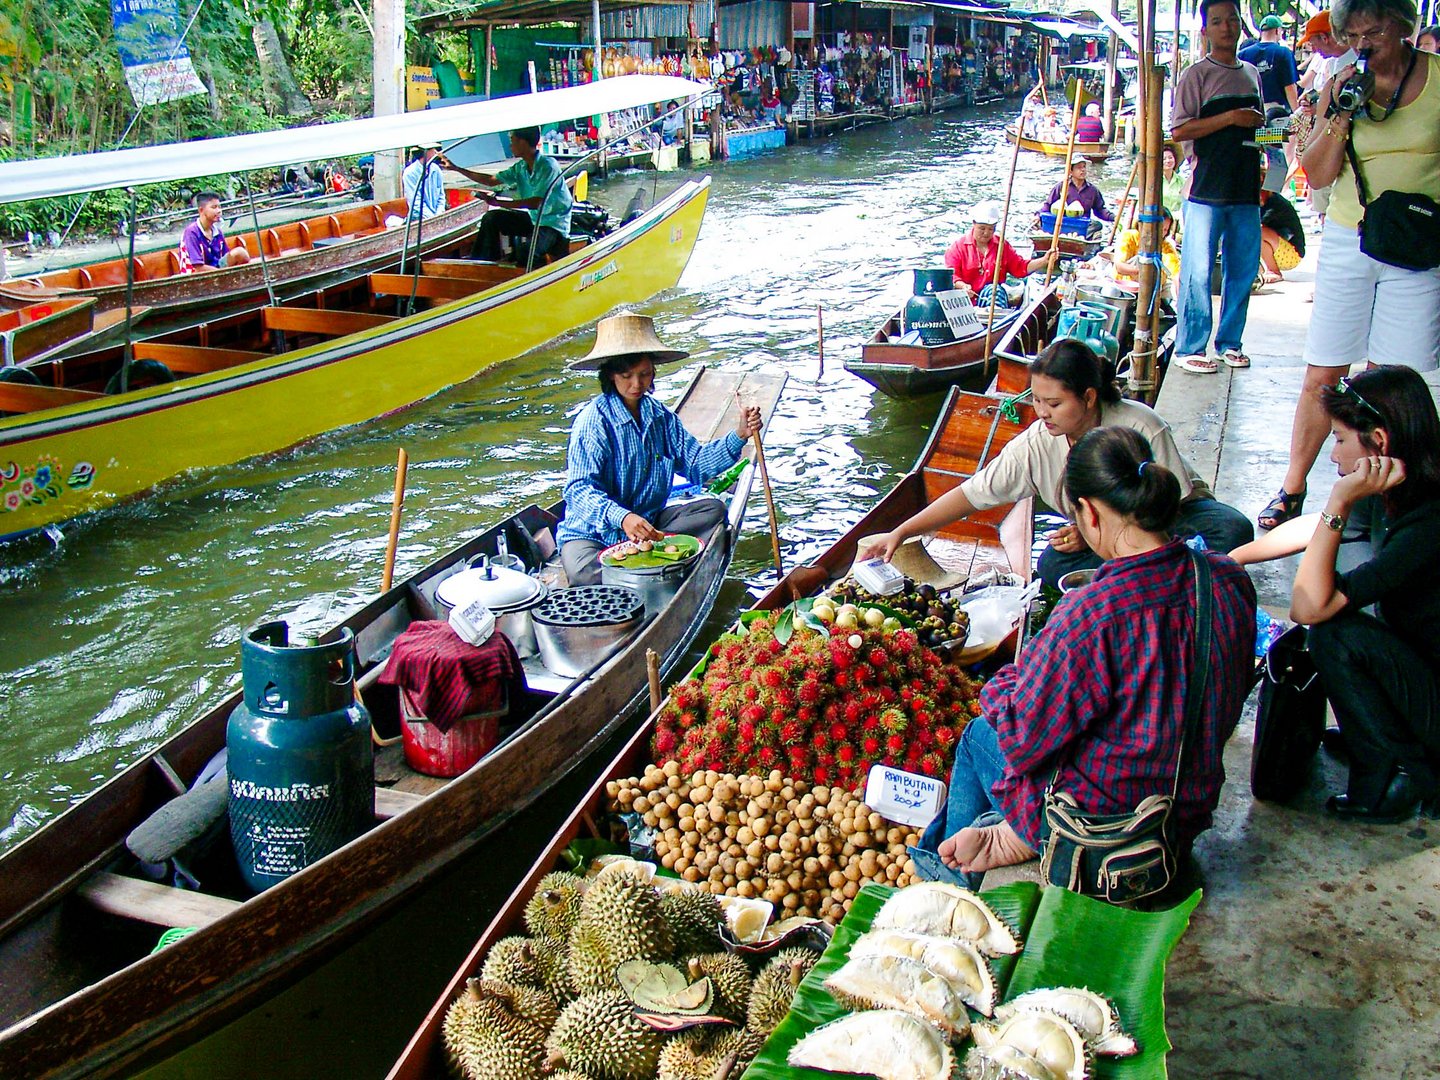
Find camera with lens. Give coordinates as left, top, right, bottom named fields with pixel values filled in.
left=1331, top=53, right=1375, bottom=114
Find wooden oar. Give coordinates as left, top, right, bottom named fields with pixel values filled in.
left=739, top=390, right=782, bottom=577
left=381, top=448, right=409, bottom=592
left=816, top=304, right=825, bottom=380
left=982, top=90, right=1031, bottom=367
left=1043, top=89, right=1087, bottom=287
left=370, top=446, right=410, bottom=748
left=1108, top=154, right=1143, bottom=246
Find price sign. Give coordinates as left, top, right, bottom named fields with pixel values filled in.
left=935, top=289, right=982, bottom=336
left=864, top=765, right=948, bottom=828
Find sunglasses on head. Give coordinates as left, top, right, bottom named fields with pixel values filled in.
left=1337, top=376, right=1383, bottom=420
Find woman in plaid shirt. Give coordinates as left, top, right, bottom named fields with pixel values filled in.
left=917, top=427, right=1256, bottom=885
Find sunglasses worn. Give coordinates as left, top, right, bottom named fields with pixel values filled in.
left=1338, top=376, right=1383, bottom=420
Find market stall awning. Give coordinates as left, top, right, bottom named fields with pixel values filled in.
left=1022, top=17, right=1108, bottom=39
left=0, top=75, right=707, bottom=204
left=1069, top=6, right=1140, bottom=52
left=421, top=0, right=680, bottom=30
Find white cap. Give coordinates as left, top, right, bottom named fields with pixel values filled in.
left=970, top=201, right=1001, bottom=226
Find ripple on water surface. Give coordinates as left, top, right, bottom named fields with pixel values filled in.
left=0, top=106, right=1120, bottom=850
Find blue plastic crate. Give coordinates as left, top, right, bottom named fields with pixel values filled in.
left=1039, top=212, right=1091, bottom=237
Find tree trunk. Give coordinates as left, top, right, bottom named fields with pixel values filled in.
left=252, top=19, right=312, bottom=117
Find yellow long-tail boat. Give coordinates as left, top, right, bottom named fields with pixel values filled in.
left=0, top=76, right=709, bottom=540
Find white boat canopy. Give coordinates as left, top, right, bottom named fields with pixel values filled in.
left=0, top=75, right=707, bottom=205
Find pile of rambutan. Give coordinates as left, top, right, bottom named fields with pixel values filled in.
left=652, top=616, right=983, bottom=792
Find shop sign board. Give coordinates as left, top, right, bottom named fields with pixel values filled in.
left=936, top=290, right=982, bottom=335
left=111, top=0, right=207, bottom=107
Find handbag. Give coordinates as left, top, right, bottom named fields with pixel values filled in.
left=1039, top=550, right=1213, bottom=904
left=1250, top=624, right=1326, bottom=802
left=1343, top=51, right=1440, bottom=272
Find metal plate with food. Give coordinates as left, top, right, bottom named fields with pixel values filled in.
left=599, top=533, right=703, bottom=568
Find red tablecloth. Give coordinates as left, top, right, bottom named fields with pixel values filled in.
left=378, top=621, right=526, bottom=731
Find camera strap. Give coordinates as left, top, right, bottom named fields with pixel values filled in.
left=1344, top=47, right=1418, bottom=208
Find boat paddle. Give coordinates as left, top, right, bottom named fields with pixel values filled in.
left=1043, top=87, right=1087, bottom=287
left=981, top=87, right=1031, bottom=370
left=368, top=447, right=410, bottom=748
left=738, top=389, right=783, bottom=578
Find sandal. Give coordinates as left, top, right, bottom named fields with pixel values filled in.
left=1222, top=349, right=1251, bottom=368
left=1257, top=487, right=1306, bottom=530
left=1175, top=353, right=1219, bottom=374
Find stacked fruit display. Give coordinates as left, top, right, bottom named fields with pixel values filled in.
left=823, top=578, right=970, bottom=650
left=609, top=762, right=922, bottom=923
left=652, top=614, right=982, bottom=791
left=442, top=864, right=821, bottom=1080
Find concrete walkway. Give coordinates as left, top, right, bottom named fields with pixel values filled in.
left=1155, top=249, right=1440, bottom=1077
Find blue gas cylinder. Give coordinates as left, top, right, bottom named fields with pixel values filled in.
left=902, top=268, right=957, bottom=346
left=227, top=621, right=373, bottom=893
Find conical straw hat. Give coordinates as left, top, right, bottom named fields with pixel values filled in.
left=852, top=535, right=967, bottom=591
left=569, top=311, right=690, bottom=370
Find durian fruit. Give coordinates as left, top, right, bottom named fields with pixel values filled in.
left=481, top=935, right=544, bottom=989
left=747, top=948, right=819, bottom=1037
left=685, top=952, right=754, bottom=1020
left=442, top=979, right=546, bottom=1080
left=525, top=871, right=585, bottom=941
left=529, top=934, right=576, bottom=1004
left=657, top=1026, right=764, bottom=1080
left=662, top=890, right=727, bottom=954
left=567, top=869, right=674, bottom=994
left=545, top=990, right=667, bottom=1080
left=472, top=976, right=560, bottom=1031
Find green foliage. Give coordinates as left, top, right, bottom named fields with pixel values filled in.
left=2, top=0, right=470, bottom=237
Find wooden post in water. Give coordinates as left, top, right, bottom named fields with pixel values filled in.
left=646, top=649, right=662, bottom=713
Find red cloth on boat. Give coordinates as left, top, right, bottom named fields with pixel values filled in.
left=379, top=621, right=526, bottom=732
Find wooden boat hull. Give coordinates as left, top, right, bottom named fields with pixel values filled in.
left=0, top=179, right=709, bottom=538
left=387, top=390, right=1035, bottom=1080
left=845, top=306, right=1026, bottom=399
left=0, top=365, right=782, bottom=1080
left=1004, top=125, right=1112, bottom=162
left=0, top=198, right=489, bottom=337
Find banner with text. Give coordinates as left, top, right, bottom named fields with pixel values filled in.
left=112, top=0, right=208, bottom=107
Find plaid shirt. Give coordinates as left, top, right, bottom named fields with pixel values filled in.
left=557, top=392, right=743, bottom=548
left=984, top=542, right=1256, bottom=850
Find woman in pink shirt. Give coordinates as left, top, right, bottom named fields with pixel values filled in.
left=943, top=202, right=1055, bottom=304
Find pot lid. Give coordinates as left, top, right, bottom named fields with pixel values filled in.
left=436, top=560, right=544, bottom=611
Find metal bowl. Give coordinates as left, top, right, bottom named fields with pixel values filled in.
left=1058, top=568, right=1097, bottom=594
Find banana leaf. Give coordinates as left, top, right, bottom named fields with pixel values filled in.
left=742, top=883, right=1200, bottom=1080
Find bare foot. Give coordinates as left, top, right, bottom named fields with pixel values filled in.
left=937, top=820, right=1036, bottom=874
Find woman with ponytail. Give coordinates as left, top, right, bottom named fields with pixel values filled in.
left=861, top=340, right=1253, bottom=587
left=916, top=428, right=1257, bottom=885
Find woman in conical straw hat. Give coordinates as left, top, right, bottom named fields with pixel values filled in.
left=556, top=311, right=761, bottom=586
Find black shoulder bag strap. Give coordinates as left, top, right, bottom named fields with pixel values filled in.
left=1171, top=549, right=1215, bottom=797
left=1043, top=549, right=1216, bottom=802
left=1343, top=46, right=1420, bottom=211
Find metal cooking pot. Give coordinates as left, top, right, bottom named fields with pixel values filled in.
left=600, top=548, right=700, bottom=615
left=434, top=557, right=548, bottom=657
left=530, top=585, right=645, bottom=679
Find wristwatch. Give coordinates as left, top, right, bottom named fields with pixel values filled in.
left=1320, top=511, right=1346, bottom=533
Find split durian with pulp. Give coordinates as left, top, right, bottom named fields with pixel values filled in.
left=788, top=1009, right=955, bottom=1080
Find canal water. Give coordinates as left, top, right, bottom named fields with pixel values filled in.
left=1, top=104, right=1123, bottom=1075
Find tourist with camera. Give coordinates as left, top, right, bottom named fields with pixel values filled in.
left=1256, top=0, right=1440, bottom=532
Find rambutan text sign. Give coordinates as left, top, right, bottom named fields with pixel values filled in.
left=865, top=765, right=947, bottom=828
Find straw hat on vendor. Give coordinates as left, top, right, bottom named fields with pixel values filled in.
left=556, top=311, right=761, bottom=586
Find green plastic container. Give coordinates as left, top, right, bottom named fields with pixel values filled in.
left=227, top=621, right=373, bottom=893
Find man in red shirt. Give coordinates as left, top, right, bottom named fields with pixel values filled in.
left=943, top=202, right=1055, bottom=304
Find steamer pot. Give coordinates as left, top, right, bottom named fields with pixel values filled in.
left=434, top=557, right=547, bottom=657
left=530, top=585, right=645, bottom=678
left=599, top=548, right=701, bottom=614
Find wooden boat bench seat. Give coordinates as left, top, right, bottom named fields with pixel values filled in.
left=368, top=273, right=487, bottom=303
left=260, top=306, right=396, bottom=338
left=78, top=872, right=241, bottom=930
left=418, top=259, right=524, bottom=286
left=0, top=383, right=105, bottom=414
left=133, top=343, right=269, bottom=375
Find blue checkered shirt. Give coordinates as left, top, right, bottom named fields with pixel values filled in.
left=557, top=392, right=743, bottom=548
